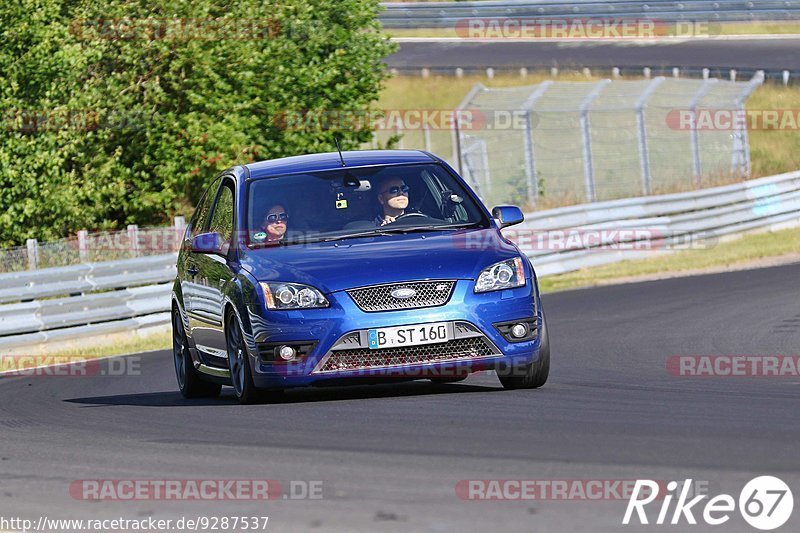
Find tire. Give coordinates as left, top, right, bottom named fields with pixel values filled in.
left=173, top=308, right=222, bottom=399
left=225, top=310, right=276, bottom=404
left=498, top=313, right=550, bottom=390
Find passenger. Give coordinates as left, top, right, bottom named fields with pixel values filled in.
left=374, top=178, right=410, bottom=226
left=259, top=204, right=289, bottom=243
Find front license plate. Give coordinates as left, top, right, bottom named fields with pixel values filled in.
left=368, top=322, right=452, bottom=350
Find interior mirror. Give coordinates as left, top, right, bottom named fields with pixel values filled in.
left=492, top=205, right=524, bottom=229
left=440, top=189, right=464, bottom=218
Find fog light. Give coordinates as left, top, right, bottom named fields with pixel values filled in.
left=510, top=324, right=528, bottom=339
left=278, top=345, right=296, bottom=361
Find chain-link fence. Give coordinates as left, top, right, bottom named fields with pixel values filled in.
left=0, top=219, right=185, bottom=273
left=374, top=74, right=764, bottom=209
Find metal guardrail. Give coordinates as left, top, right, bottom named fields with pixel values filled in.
left=510, top=170, right=800, bottom=275
left=380, top=1, right=800, bottom=28
left=0, top=254, right=176, bottom=349
left=1, top=171, right=799, bottom=348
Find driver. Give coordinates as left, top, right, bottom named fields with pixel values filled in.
left=258, top=204, right=289, bottom=243
left=374, top=178, right=410, bottom=226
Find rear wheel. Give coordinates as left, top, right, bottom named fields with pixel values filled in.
left=498, top=314, right=550, bottom=390
left=173, top=308, right=221, bottom=398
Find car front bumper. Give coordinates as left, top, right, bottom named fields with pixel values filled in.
left=243, top=279, right=542, bottom=389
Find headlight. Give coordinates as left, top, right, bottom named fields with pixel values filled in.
left=474, top=257, right=526, bottom=293
left=260, top=282, right=329, bottom=310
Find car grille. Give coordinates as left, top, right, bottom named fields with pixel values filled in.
left=314, top=337, right=496, bottom=373
left=347, top=280, right=455, bottom=312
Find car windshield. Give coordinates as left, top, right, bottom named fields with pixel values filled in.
left=246, top=163, right=489, bottom=246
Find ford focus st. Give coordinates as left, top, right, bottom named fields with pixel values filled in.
left=171, top=150, right=550, bottom=403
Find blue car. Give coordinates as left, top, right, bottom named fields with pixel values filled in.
left=171, top=150, right=550, bottom=403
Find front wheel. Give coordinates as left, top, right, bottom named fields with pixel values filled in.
left=226, top=311, right=277, bottom=404
left=173, top=308, right=221, bottom=399
left=498, top=314, right=550, bottom=390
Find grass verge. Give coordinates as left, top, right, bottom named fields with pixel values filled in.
left=538, top=226, right=800, bottom=293
left=1, top=328, right=172, bottom=369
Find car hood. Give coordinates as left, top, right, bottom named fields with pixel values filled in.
left=239, top=229, right=522, bottom=293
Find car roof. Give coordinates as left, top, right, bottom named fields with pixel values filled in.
left=244, top=150, right=438, bottom=180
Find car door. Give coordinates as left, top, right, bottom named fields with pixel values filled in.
left=188, top=177, right=237, bottom=364
left=181, top=177, right=220, bottom=319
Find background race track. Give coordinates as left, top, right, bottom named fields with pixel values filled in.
left=388, top=37, right=800, bottom=72
left=1, top=263, right=799, bottom=532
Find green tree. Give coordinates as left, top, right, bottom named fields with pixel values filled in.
left=0, top=0, right=395, bottom=246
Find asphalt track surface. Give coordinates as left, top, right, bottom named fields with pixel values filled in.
left=2, top=262, right=800, bottom=532
left=388, top=38, right=800, bottom=72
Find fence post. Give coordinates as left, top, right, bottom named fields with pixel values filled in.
left=77, top=230, right=89, bottom=262
left=521, top=80, right=553, bottom=207
left=423, top=124, right=432, bottom=152
left=452, top=83, right=485, bottom=176
left=635, top=77, right=666, bottom=195
left=688, top=79, right=719, bottom=186
left=732, top=71, right=765, bottom=177
left=26, top=239, right=39, bottom=270
left=174, top=216, right=186, bottom=251
left=579, top=80, right=611, bottom=202
left=127, top=224, right=140, bottom=258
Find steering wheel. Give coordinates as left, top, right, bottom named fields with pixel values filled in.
left=395, top=212, right=427, bottom=220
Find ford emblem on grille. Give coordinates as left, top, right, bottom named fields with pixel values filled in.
left=391, top=287, right=417, bottom=300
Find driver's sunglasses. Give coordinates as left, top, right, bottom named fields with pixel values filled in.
left=383, top=185, right=410, bottom=195
left=265, top=212, right=289, bottom=224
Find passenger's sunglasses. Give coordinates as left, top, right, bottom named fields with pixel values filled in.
left=265, top=212, right=289, bottom=223
left=382, top=185, right=410, bottom=195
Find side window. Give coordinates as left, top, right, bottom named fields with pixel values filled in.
left=208, top=181, right=235, bottom=248
left=190, top=177, right=222, bottom=238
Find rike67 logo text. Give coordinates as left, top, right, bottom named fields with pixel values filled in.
left=624, top=476, right=793, bottom=530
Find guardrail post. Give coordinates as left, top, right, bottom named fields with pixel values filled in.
left=688, top=78, right=719, bottom=186
left=579, top=80, right=611, bottom=202
left=127, top=224, right=140, bottom=258
left=635, top=77, right=665, bottom=195
left=26, top=239, right=39, bottom=270
left=77, top=230, right=89, bottom=262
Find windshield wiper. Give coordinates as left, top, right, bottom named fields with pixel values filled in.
left=272, top=223, right=483, bottom=245
left=319, top=229, right=395, bottom=242
left=382, top=222, right=484, bottom=233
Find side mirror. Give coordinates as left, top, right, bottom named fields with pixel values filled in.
left=492, top=205, right=524, bottom=229
left=191, top=232, right=225, bottom=255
